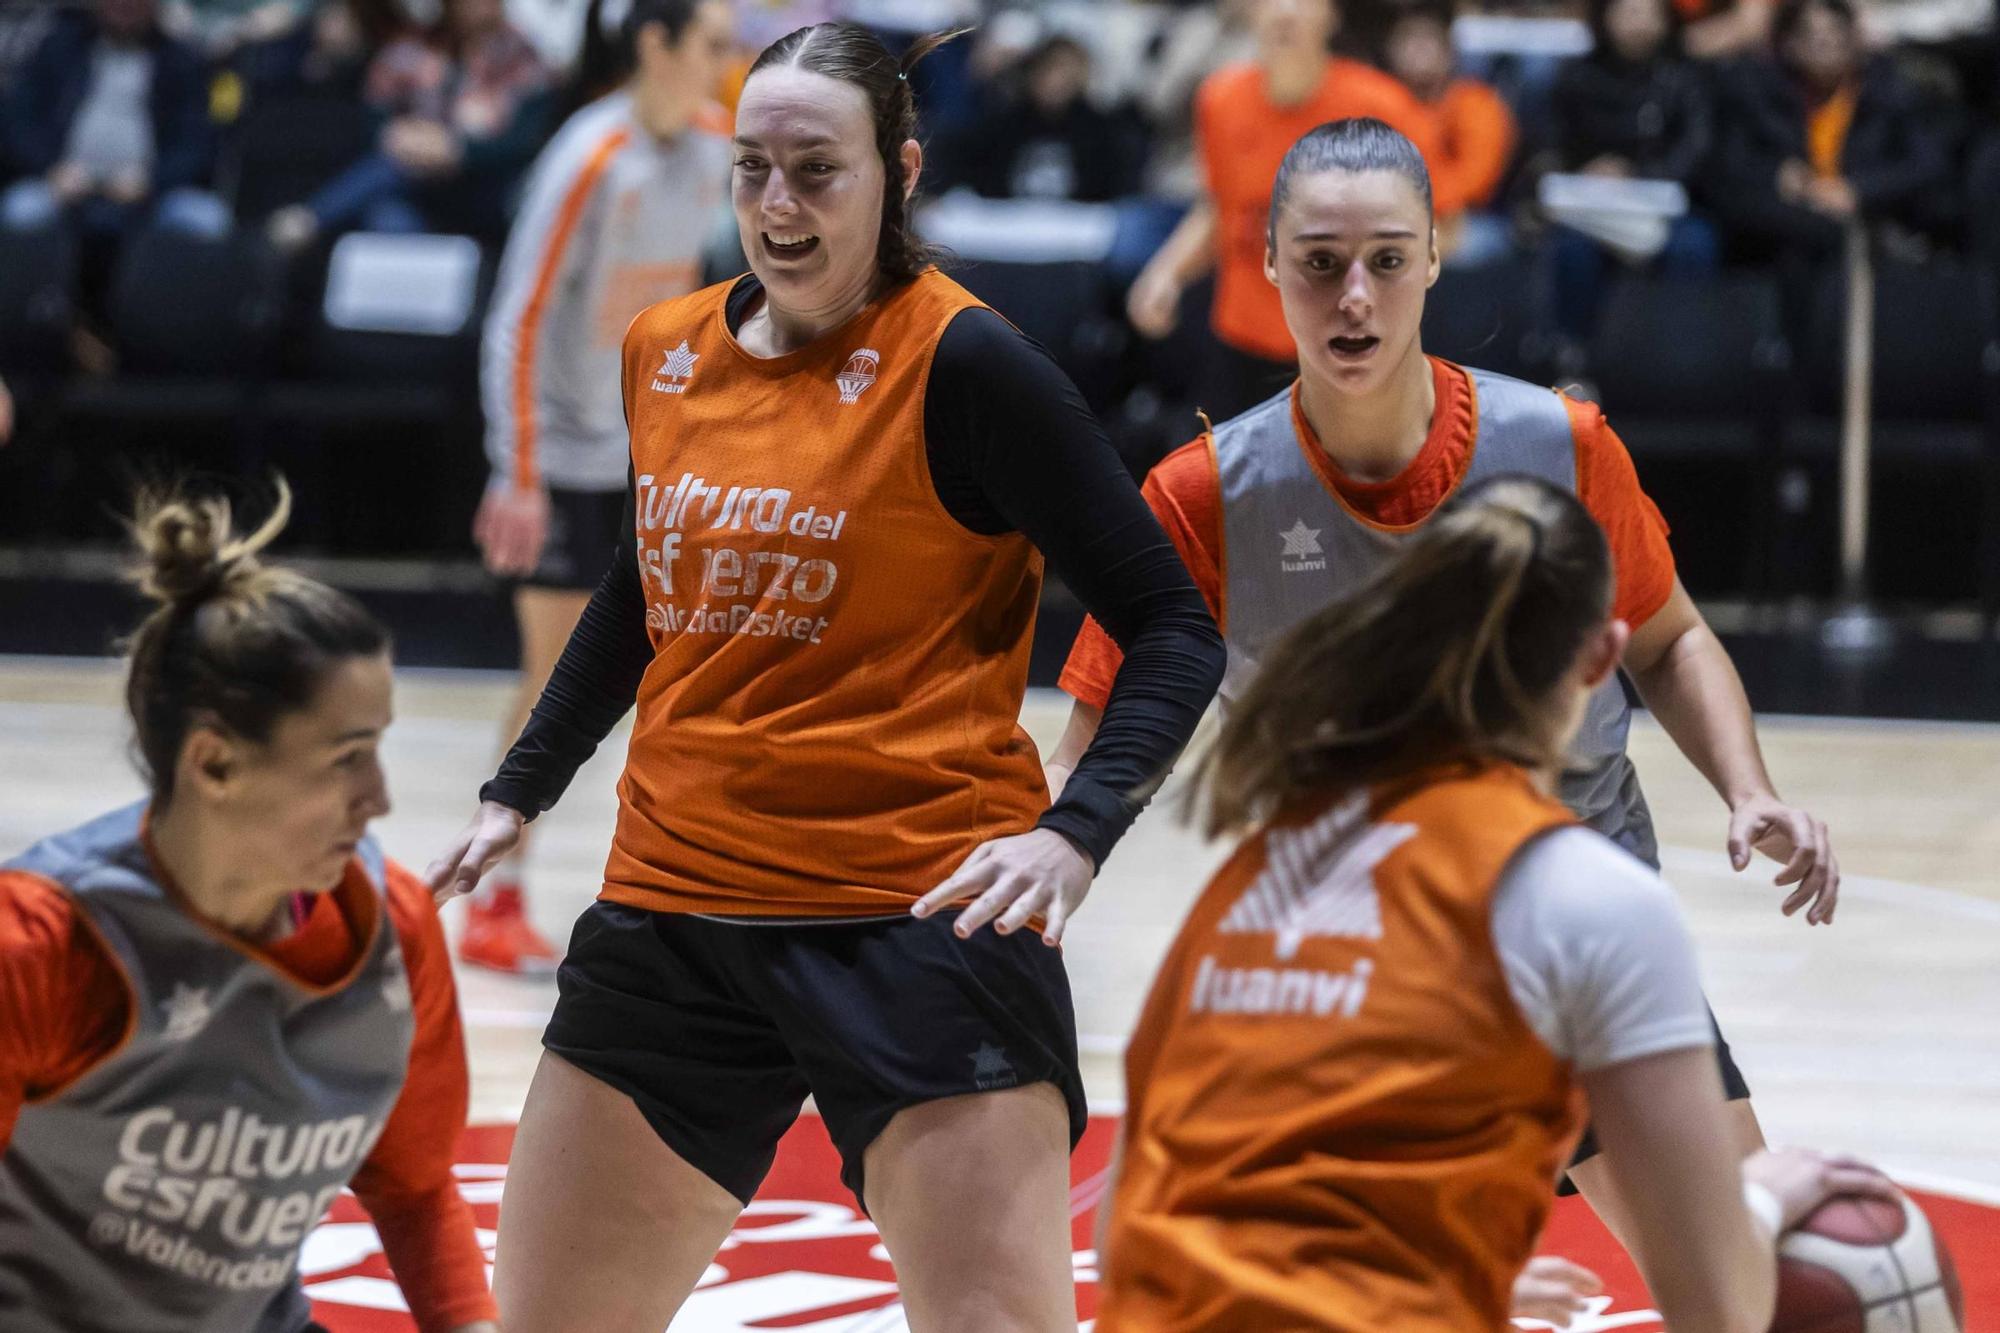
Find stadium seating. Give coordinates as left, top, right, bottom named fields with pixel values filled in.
left=1795, top=255, right=2000, bottom=615
left=952, top=257, right=1126, bottom=411
left=0, top=224, right=76, bottom=378
left=1420, top=254, right=1545, bottom=383
left=217, top=94, right=378, bottom=225
left=1590, top=270, right=1792, bottom=597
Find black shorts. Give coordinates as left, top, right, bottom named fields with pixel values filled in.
left=544, top=902, right=1090, bottom=1209
left=1559, top=1001, right=1752, bottom=1192
left=519, top=486, right=625, bottom=591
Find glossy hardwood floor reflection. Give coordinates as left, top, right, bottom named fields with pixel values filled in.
left=4, top=657, right=1995, bottom=1190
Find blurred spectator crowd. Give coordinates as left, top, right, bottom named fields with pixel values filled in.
left=1, top=0, right=1997, bottom=598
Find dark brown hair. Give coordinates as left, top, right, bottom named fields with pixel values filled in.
left=122, top=479, right=389, bottom=804
left=746, top=23, right=967, bottom=281
left=1267, top=117, right=1434, bottom=249
left=1194, top=475, right=1612, bottom=836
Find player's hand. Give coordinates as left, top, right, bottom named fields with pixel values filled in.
left=1803, top=175, right=1858, bottom=218
left=425, top=801, right=526, bottom=905
left=1510, top=1256, right=1603, bottom=1327
left=0, top=376, right=14, bottom=447
left=1742, top=1148, right=1900, bottom=1234
left=912, top=828, right=1094, bottom=946
left=474, top=483, right=550, bottom=577
left=1727, top=793, right=1838, bottom=925
left=1126, top=266, right=1183, bottom=340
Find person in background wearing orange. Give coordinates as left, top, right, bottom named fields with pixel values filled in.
left=464, top=0, right=735, bottom=976
left=1125, top=0, right=1441, bottom=422
left=0, top=481, right=495, bottom=1333
left=1706, top=0, right=1951, bottom=339
left=1050, top=118, right=1845, bottom=1268
left=1093, top=474, right=1898, bottom=1333
left=1380, top=2, right=1518, bottom=267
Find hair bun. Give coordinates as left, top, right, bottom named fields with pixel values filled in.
left=127, top=481, right=291, bottom=608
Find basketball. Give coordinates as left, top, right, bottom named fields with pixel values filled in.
left=1771, top=1192, right=1965, bottom=1332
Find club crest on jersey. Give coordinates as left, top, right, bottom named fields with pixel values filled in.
left=652, top=340, right=698, bottom=394
left=1220, top=792, right=1414, bottom=959
left=835, top=348, right=880, bottom=404
left=161, top=983, right=213, bottom=1042
left=1279, top=518, right=1326, bottom=574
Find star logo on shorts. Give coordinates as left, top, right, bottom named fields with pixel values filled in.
left=970, top=1042, right=1017, bottom=1090
left=161, top=983, right=213, bottom=1042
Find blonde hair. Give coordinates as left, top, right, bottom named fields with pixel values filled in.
left=122, top=479, right=388, bottom=803
left=1194, top=475, right=1612, bottom=836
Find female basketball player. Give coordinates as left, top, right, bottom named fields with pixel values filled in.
left=426, top=21, right=1225, bottom=1331
left=1093, top=475, right=1895, bottom=1332
left=465, top=0, right=736, bottom=975
left=1042, top=117, right=1840, bottom=1253
left=0, top=483, right=494, bottom=1333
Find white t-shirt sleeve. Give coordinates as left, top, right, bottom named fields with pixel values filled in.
left=1491, top=826, right=1715, bottom=1072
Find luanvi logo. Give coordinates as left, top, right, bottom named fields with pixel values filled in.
left=1279, top=518, right=1326, bottom=574
left=651, top=340, right=698, bottom=394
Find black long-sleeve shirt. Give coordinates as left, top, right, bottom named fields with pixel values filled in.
left=481, top=276, right=1225, bottom=872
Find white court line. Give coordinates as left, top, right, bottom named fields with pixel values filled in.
left=468, top=846, right=2000, bottom=1047
left=464, top=1007, right=555, bottom=1028
left=1655, top=845, right=2000, bottom=925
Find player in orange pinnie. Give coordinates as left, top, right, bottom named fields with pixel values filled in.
left=428, top=21, right=1224, bottom=1331
left=1095, top=475, right=1896, bottom=1333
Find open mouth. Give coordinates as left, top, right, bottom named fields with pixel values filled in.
left=1328, top=334, right=1380, bottom=358
left=762, top=231, right=820, bottom=260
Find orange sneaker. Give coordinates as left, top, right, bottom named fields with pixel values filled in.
left=458, top=884, right=560, bottom=976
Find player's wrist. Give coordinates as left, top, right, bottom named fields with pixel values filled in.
left=1742, top=1178, right=1783, bottom=1245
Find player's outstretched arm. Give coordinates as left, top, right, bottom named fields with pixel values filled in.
left=1581, top=1049, right=1896, bottom=1331
left=1623, top=578, right=1841, bottom=924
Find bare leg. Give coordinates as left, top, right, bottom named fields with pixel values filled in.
left=1569, top=1097, right=1766, bottom=1259
left=864, top=1084, right=1077, bottom=1333
left=492, top=586, right=592, bottom=875
left=494, top=1052, right=742, bottom=1333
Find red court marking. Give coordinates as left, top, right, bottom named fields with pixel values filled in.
left=309, top=1117, right=1998, bottom=1331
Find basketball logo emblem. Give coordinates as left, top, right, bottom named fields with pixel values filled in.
left=835, top=348, right=880, bottom=405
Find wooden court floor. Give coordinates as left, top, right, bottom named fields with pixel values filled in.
left=4, top=655, right=1997, bottom=1193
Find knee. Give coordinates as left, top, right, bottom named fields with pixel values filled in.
left=913, top=1274, right=1071, bottom=1333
